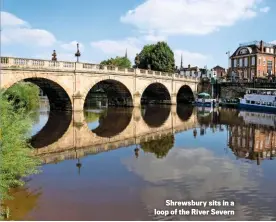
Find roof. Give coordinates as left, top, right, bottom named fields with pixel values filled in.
left=212, top=65, right=225, bottom=70
left=230, top=40, right=276, bottom=58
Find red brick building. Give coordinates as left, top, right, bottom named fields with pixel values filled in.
left=212, top=65, right=226, bottom=78
left=230, top=40, right=276, bottom=81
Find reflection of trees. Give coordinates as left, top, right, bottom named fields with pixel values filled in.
left=140, top=134, right=174, bottom=159
left=3, top=187, right=42, bottom=220
left=84, top=111, right=105, bottom=123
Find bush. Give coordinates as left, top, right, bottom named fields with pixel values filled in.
left=0, top=91, right=41, bottom=202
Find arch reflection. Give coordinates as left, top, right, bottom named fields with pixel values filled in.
left=30, top=110, right=72, bottom=148
left=87, top=107, right=133, bottom=138
left=177, top=105, right=194, bottom=121
left=141, top=105, right=171, bottom=128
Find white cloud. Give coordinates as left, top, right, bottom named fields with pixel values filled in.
left=142, top=34, right=167, bottom=43
left=60, top=41, right=85, bottom=52
left=90, top=37, right=142, bottom=61
left=1, top=11, right=28, bottom=27
left=174, top=49, right=210, bottom=68
left=2, top=28, right=56, bottom=47
left=1, top=11, right=56, bottom=47
left=120, top=0, right=265, bottom=36
left=1, top=11, right=88, bottom=62
left=260, top=6, right=270, bottom=13
left=90, top=36, right=210, bottom=67
left=271, top=40, right=276, bottom=44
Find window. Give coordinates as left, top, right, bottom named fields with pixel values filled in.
left=246, top=100, right=250, bottom=103
left=233, top=59, right=237, bottom=67
left=251, top=101, right=255, bottom=104
left=244, top=57, right=248, bottom=67
left=251, top=56, right=255, bottom=66
left=268, top=60, right=273, bottom=74
left=258, top=57, right=261, bottom=65
left=239, top=58, right=243, bottom=67
left=263, top=58, right=266, bottom=66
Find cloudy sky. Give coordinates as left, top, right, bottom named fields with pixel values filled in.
left=1, top=0, right=275, bottom=68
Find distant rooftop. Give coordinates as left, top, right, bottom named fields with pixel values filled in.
left=239, top=41, right=276, bottom=48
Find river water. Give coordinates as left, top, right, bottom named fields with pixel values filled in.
left=4, top=101, right=276, bottom=221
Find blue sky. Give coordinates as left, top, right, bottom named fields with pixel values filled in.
left=1, top=0, right=276, bottom=69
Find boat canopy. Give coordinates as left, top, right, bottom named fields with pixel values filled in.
left=246, top=88, right=276, bottom=91
left=197, top=92, right=211, bottom=98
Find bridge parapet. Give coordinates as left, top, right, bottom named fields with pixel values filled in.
left=1, top=56, right=199, bottom=83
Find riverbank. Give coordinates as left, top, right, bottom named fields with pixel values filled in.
left=0, top=83, right=41, bottom=219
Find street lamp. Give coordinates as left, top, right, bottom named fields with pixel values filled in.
left=75, top=43, right=81, bottom=62
left=52, top=50, right=57, bottom=61
left=135, top=53, right=140, bottom=68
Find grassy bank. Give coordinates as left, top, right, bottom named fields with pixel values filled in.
left=0, top=82, right=41, bottom=219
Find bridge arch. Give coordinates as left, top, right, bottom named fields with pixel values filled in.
left=140, top=82, right=171, bottom=105
left=83, top=79, right=133, bottom=107
left=176, top=84, right=195, bottom=104
left=4, top=76, right=72, bottom=111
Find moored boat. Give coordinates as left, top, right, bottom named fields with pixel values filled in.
left=195, top=92, right=217, bottom=107
left=239, top=88, right=276, bottom=113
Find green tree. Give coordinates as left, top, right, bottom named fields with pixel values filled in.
left=135, top=41, right=175, bottom=73
left=140, top=134, right=174, bottom=159
left=0, top=92, right=41, bottom=201
left=4, top=82, right=40, bottom=111
left=100, top=56, right=131, bottom=68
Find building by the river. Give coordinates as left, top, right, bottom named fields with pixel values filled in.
left=229, top=40, right=276, bottom=81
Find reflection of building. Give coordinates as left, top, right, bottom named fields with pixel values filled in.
left=229, top=40, right=276, bottom=81
left=228, top=124, right=276, bottom=164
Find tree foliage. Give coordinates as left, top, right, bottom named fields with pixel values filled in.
left=100, top=56, right=131, bottom=68
left=4, top=82, right=40, bottom=111
left=135, top=41, right=175, bottom=73
left=0, top=83, right=42, bottom=219
left=140, top=134, right=174, bottom=159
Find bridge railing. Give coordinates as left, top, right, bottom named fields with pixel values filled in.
left=1, top=57, right=199, bottom=82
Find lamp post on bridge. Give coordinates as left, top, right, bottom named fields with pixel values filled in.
left=52, top=50, right=57, bottom=61
left=75, top=43, right=81, bottom=62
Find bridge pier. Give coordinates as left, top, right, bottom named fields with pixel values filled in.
left=171, top=93, right=177, bottom=105
left=72, top=93, right=85, bottom=112
left=133, top=92, right=141, bottom=107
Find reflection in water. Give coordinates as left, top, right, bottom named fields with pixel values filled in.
left=88, top=107, right=133, bottom=138
left=30, top=110, right=72, bottom=148
left=140, top=134, right=174, bottom=159
left=141, top=105, right=171, bottom=127
left=122, top=147, right=273, bottom=220
left=3, top=186, right=42, bottom=221
left=177, top=105, right=194, bottom=121
left=6, top=105, right=276, bottom=220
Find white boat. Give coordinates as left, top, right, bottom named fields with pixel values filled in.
left=239, top=88, right=276, bottom=113
left=195, top=92, right=217, bottom=107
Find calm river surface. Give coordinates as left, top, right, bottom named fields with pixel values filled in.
left=5, top=102, right=276, bottom=221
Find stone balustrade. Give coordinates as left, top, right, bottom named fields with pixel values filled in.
left=0, top=57, right=199, bottom=82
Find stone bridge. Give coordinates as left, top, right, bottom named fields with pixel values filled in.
left=31, top=106, right=198, bottom=164
left=0, top=57, right=200, bottom=111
